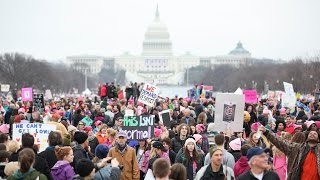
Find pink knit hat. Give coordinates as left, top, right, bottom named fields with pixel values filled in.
left=196, top=124, right=205, bottom=133
left=0, top=124, right=9, bottom=134
left=251, top=122, right=261, bottom=132
left=305, top=120, right=316, bottom=129
left=154, top=128, right=162, bottom=138
left=280, top=108, right=286, bottom=115
left=18, top=108, right=25, bottom=114
left=294, top=124, right=302, bottom=130
left=193, top=134, right=202, bottom=143
left=229, top=138, right=241, bottom=151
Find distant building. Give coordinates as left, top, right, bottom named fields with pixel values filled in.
left=66, top=5, right=267, bottom=85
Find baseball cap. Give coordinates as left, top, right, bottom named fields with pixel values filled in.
left=152, top=141, right=167, bottom=152
left=116, top=131, right=128, bottom=138
left=247, top=147, right=267, bottom=160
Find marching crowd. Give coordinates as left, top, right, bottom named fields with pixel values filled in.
left=0, top=83, right=319, bottom=180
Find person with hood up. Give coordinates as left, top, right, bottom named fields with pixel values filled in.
left=51, top=146, right=75, bottom=180
left=233, top=144, right=251, bottom=178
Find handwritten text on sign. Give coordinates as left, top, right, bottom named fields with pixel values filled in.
left=12, top=123, right=56, bottom=152
left=138, top=83, right=159, bottom=107
left=122, top=115, right=155, bottom=140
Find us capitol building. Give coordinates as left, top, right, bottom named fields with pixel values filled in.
left=67, top=6, right=260, bottom=85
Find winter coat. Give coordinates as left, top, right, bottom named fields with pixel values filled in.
left=95, top=165, right=121, bottom=180
left=195, top=164, right=234, bottom=180
left=108, top=145, right=140, bottom=180
left=180, top=116, right=196, bottom=126
left=264, top=129, right=320, bottom=180
left=171, top=136, right=186, bottom=154
left=176, top=152, right=204, bottom=180
left=237, top=170, right=280, bottom=180
left=88, top=136, right=99, bottom=154
left=7, top=168, right=47, bottom=180
left=233, top=156, right=250, bottom=178
left=141, top=150, right=170, bottom=173
left=72, top=144, right=91, bottom=171
left=9, top=148, right=52, bottom=180
left=96, top=132, right=108, bottom=144
left=273, top=155, right=287, bottom=180
left=39, top=146, right=58, bottom=169
left=51, top=160, right=75, bottom=180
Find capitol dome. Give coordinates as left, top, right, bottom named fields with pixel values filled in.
left=229, top=41, right=251, bottom=57
left=142, top=5, right=173, bottom=57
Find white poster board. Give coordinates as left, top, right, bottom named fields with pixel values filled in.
left=0, top=84, right=10, bottom=92
left=138, top=83, right=159, bottom=107
left=12, top=123, right=56, bottom=152
left=214, top=93, right=245, bottom=132
left=45, top=89, right=53, bottom=100
left=283, top=82, right=296, bottom=108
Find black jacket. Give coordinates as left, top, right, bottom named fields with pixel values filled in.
left=72, top=144, right=92, bottom=172
left=9, top=148, right=52, bottom=180
left=237, top=170, right=280, bottom=180
left=171, top=136, right=186, bottom=154
left=38, top=146, right=58, bottom=169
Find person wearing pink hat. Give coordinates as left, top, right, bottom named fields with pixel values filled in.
left=195, top=124, right=209, bottom=154
left=305, top=120, right=317, bottom=131
left=84, top=126, right=99, bottom=154
left=229, top=138, right=242, bottom=162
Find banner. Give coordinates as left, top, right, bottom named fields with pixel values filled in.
left=283, top=82, right=296, bottom=108
left=0, top=84, right=10, bottom=92
left=202, top=85, right=213, bottom=91
left=122, top=115, right=155, bottom=140
left=243, top=90, right=258, bottom=104
left=138, top=83, right=159, bottom=107
left=159, top=110, right=171, bottom=129
left=21, top=87, right=33, bottom=101
left=12, top=123, right=56, bottom=152
left=33, top=94, right=45, bottom=112
left=214, top=93, right=245, bottom=132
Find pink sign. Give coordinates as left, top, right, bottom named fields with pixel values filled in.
left=243, top=90, right=258, bottom=104
left=202, top=85, right=213, bottom=91
left=21, top=87, right=33, bottom=101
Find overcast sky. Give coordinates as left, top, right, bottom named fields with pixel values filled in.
left=0, top=0, right=320, bottom=61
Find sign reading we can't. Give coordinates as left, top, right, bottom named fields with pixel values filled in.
left=122, top=115, right=155, bottom=140
left=138, top=83, right=159, bottom=107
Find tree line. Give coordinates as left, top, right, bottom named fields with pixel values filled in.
left=186, top=59, right=320, bottom=94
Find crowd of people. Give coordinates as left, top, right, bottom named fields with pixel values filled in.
left=0, top=83, right=319, bottom=180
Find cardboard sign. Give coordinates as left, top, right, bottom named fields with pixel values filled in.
left=33, top=94, right=45, bottom=112
left=122, top=115, right=155, bottom=140
left=243, top=90, right=258, bottom=104
left=125, top=109, right=134, bottom=116
left=138, top=83, right=159, bottom=107
left=0, top=84, right=10, bottom=92
left=12, top=123, right=56, bottom=152
left=214, top=93, right=245, bottom=132
left=159, top=110, right=171, bottom=129
left=21, top=87, right=33, bottom=101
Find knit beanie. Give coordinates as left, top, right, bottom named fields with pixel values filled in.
left=184, top=138, right=196, bottom=147
left=74, top=131, right=88, bottom=144
left=95, top=144, right=109, bottom=159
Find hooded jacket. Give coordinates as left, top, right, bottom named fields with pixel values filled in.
left=7, top=168, right=47, bottom=180
left=233, top=156, right=250, bottom=178
left=51, top=160, right=75, bottom=180
left=39, top=146, right=58, bottom=169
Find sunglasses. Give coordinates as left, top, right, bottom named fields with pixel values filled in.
left=78, top=124, right=84, bottom=126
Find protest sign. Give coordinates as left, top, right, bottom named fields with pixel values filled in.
left=45, top=89, right=53, bottom=100
left=159, top=110, right=171, bottom=129
left=243, top=90, right=258, bottom=104
left=202, top=85, right=213, bottom=91
left=283, top=82, right=296, bottom=108
left=0, top=84, right=10, bottom=92
left=214, top=93, right=245, bottom=132
left=33, top=94, right=45, bottom=112
left=138, top=83, right=159, bottom=107
left=12, top=123, right=56, bottom=152
left=122, top=115, right=155, bottom=140
left=21, top=87, right=33, bottom=101
left=125, top=109, right=134, bottom=116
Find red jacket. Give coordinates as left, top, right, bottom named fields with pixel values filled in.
left=234, top=156, right=250, bottom=178
left=100, top=85, right=107, bottom=97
